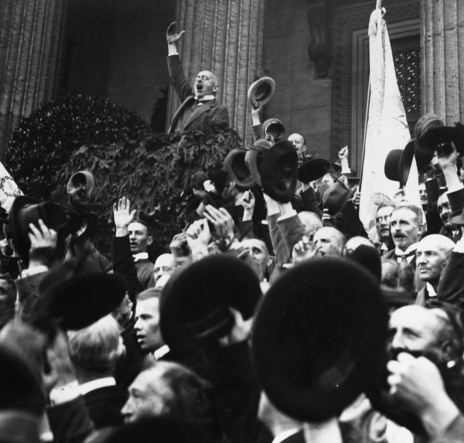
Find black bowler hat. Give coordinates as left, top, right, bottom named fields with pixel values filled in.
left=417, top=120, right=464, bottom=155
left=223, top=149, right=255, bottom=189
left=263, top=118, right=285, bottom=142
left=413, top=113, right=445, bottom=171
left=248, top=77, right=275, bottom=108
left=260, top=140, right=298, bottom=203
left=160, top=254, right=262, bottom=357
left=384, top=140, right=415, bottom=188
left=33, top=255, right=126, bottom=330
left=322, top=181, right=356, bottom=216
left=252, top=258, right=388, bottom=422
left=9, top=196, right=69, bottom=267
left=298, top=158, right=331, bottom=183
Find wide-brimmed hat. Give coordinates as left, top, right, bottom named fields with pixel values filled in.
left=260, top=140, right=298, bottom=203
left=298, top=158, right=331, bottom=183
left=413, top=113, right=445, bottom=171
left=416, top=114, right=464, bottom=155
left=9, top=196, right=69, bottom=267
left=223, top=149, right=255, bottom=189
left=252, top=257, right=388, bottom=422
left=245, top=139, right=273, bottom=187
left=248, top=77, right=275, bottom=108
left=322, top=182, right=356, bottom=216
left=262, top=118, right=285, bottom=142
left=384, top=140, right=415, bottom=188
left=160, top=254, right=262, bottom=357
left=32, top=255, right=126, bottom=330
left=66, top=170, right=95, bottom=200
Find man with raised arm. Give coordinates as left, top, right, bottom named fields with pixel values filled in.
left=166, top=22, right=229, bottom=134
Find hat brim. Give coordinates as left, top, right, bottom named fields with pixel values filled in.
left=399, top=140, right=415, bottom=188
left=323, top=185, right=356, bottom=217
left=260, top=140, right=298, bottom=203
left=223, top=149, right=255, bottom=189
left=248, top=77, right=275, bottom=108
left=252, top=257, right=388, bottom=422
left=34, top=273, right=126, bottom=330
left=417, top=126, right=464, bottom=153
left=298, top=159, right=331, bottom=183
left=67, top=171, right=95, bottom=199
left=262, top=119, right=285, bottom=142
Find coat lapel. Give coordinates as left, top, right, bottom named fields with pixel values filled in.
left=183, top=99, right=217, bottom=130
left=168, top=95, right=195, bottom=134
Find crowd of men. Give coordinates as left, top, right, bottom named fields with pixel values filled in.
left=1, top=22, right=464, bottom=443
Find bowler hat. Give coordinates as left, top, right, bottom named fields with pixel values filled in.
left=248, top=77, right=275, bottom=108
left=33, top=255, right=126, bottom=330
left=10, top=196, right=69, bottom=267
left=160, top=254, right=262, bottom=357
left=298, top=158, right=331, bottom=183
left=223, top=149, right=255, bottom=189
left=263, top=118, right=285, bottom=142
left=67, top=170, right=95, bottom=200
left=384, top=140, right=415, bottom=188
left=260, top=140, right=298, bottom=203
left=322, top=182, right=356, bottom=216
left=245, top=139, right=272, bottom=187
left=252, top=257, right=388, bottom=422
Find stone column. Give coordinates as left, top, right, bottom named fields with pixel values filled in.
left=167, top=0, right=266, bottom=143
left=420, top=0, right=464, bottom=124
left=0, top=0, right=68, bottom=162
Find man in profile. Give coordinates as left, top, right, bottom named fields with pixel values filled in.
left=166, top=22, right=229, bottom=134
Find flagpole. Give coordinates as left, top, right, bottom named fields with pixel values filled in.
left=376, top=0, right=382, bottom=8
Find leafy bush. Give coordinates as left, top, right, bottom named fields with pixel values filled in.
left=6, top=95, right=149, bottom=199
left=56, top=123, right=243, bottom=256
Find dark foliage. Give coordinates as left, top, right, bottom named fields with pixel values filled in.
left=56, top=123, right=243, bottom=257
left=6, top=95, right=149, bottom=199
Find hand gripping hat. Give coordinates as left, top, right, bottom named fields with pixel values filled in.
left=248, top=77, right=275, bottom=108
left=260, top=140, right=299, bottom=203
left=413, top=113, right=445, bottom=171
left=245, top=139, right=273, bottom=187
left=252, top=257, right=388, bottom=423
left=262, top=118, right=285, bottom=142
left=160, top=254, right=262, bottom=357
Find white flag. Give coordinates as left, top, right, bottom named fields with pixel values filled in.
left=0, top=161, right=22, bottom=211
left=359, top=8, right=421, bottom=233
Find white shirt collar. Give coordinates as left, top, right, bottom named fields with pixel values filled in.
left=194, top=94, right=215, bottom=101
left=272, top=428, right=301, bottom=443
left=154, top=344, right=170, bottom=361
left=133, top=252, right=148, bottom=262
left=79, top=377, right=116, bottom=396
left=426, top=282, right=437, bottom=297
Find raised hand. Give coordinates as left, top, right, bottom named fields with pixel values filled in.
left=113, top=196, right=136, bottom=236
left=166, top=22, right=185, bottom=45
left=204, top=205, right=235, bottom=242
left=28, top=219, right=58, bottom=269
left=240, top=190, right=255, bottom=221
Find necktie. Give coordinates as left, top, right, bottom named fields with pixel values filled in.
left=396, top=252, right=414, bottom=263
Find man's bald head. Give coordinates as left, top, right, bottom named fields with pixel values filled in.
left=287, top=133, right=306, bottom=157
left=313, top=227, right=345, bottom=257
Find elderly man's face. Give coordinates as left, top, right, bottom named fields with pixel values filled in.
left=416, top=237, right=450, bottom=284
left=437, top=193, right=453, bottom=230
left=121, top=367, right=172, bottom=424
left=194, top=70, right=217, bottom=98
left=242, top=239, right=269, bottom=281
left=154, top=254, right=175, bottom=283
left=390, top=208, right=421, bottom=252
left=387, top=305, right=446, bottom=359
left=128, top=222, right=153, bottom=254
left=376, top=206, right=393, bottom=243
left=313, top=227, right=343, bottom=257
left=134, top=298, right=163, bottom=353
left=287, top=133, right=306, bottom=157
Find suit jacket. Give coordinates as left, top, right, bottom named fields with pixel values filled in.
left=167, top=55, right=229, bottom=133
left=83, top=385, right=127, bottom=429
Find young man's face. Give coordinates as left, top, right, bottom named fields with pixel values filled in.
left=128, top=222, right=153, bottom=254
left=134, top=297, right=163, bottom=353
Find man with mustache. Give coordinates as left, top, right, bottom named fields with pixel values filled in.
left=382, top=205, right=424, bottom=269
left=437, top=192, right=462, bottom=242
left=166, top=22, right=229, bottom=134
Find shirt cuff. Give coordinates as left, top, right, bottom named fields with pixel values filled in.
left=21, top=265, right=48, bottom=278
left=277, top=210, right=297, bottom=222
left=49, top=380, right=80, bottom=406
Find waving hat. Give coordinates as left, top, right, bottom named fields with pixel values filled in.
left=223, top=149, right=255, bottom=189
left=248, top=77, right=275, bottom=108
left=298, top=158, right=331, bottom=183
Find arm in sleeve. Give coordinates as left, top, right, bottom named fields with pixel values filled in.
left=167, top=54, right=194, bottom=103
